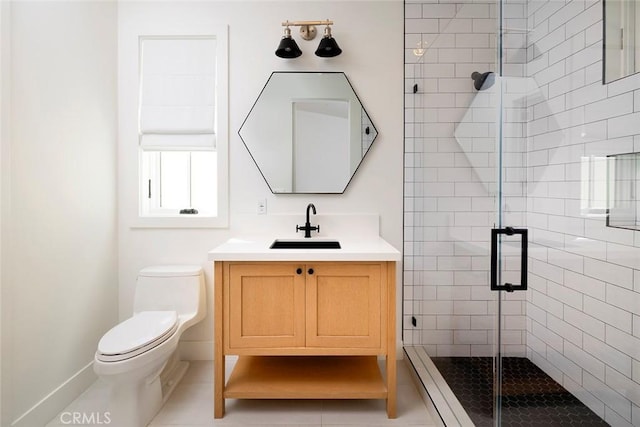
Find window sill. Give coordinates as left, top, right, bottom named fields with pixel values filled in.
left=130, top=215, right=228, bottom=229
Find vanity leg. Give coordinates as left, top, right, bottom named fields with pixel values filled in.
left=386, top=352, right=397, bottom=418
left=214, top=355, right=225, bottom=418
left=386, top=261, right=397, bottom=418
left=214, top=262, right=225, bottom=418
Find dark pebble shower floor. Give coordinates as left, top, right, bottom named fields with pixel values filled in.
left=430, top=356, right=609, bottom=426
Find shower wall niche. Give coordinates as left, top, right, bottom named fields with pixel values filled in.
left=608, top=152, right=640, bottom=231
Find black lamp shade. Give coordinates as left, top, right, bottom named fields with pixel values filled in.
left=276, top=37, right=302, bottom=58
left=315, top=36, right=342, bottom=57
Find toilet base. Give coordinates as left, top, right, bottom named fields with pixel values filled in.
left=159, top=354, right=189, bottom=404
left=107, top=370, right=163, bottom=427
left=101, top=352, right=190, bottom=427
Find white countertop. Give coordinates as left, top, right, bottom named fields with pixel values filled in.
left=208, top=236, right=401, bottom=262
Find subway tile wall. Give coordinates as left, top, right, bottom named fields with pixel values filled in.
left=525, top=0, right=640, bottom=424
left=405, top=0, right=640, bottom=425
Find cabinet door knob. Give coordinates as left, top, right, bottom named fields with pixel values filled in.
left=296, top=268, right=303, bottom=275
left=308, top=268, right=314, bottom=275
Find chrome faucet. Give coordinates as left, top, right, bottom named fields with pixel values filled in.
left=296, top=203, right=320, bottom=238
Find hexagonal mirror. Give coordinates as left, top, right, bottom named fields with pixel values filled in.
left=239, top=72, right=378, bottom=193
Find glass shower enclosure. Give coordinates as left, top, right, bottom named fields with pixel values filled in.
left=404, top=0, right=640, bottom=425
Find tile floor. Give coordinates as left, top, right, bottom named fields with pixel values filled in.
left=46, top=358, right=439, bottom=426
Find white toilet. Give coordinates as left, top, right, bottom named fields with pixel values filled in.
left=93, top=265, right=206, bottom=427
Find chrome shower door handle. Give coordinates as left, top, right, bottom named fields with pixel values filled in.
left=490, top=227, right=528, bottom=292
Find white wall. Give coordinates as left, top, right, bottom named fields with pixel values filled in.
left=0, top=1, right=401, bottom=424
left=0, top=2, right=118, bottom=426
left=0, top=1, right=9, bottom=423
left=118, top=1, right=404, bottom=358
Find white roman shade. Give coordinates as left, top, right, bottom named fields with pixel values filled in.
left=139, top=37, right=217, bottom=151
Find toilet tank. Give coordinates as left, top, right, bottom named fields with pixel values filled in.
left=133, top=265, right=205, bottom=321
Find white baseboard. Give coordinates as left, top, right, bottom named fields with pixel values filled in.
left=11, top=361, right=96, bottom=427
left=179, top=340, right=213, bottom=361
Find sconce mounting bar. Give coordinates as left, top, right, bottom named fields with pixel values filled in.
left=281, top=20, right=333, bottom=41
left=281, top=20, right=333, bottom=27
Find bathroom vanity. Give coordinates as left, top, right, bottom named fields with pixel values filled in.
left=209, top=234, right=400, bottom=418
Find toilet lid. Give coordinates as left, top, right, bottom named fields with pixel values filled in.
left=98, top=311, right=178, bottom=357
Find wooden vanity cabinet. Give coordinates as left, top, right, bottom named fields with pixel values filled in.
left=214, top=260, right=396, bottom=418
left=227, top=263, right=306, bottom=349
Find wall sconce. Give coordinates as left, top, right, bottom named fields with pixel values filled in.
left=275, top=20, right=342, bottom=59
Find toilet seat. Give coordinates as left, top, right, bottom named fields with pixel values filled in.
left=97, top=311, right=178, bottom=362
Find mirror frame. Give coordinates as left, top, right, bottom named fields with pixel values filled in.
left=238, top=71, right=378, bottom=194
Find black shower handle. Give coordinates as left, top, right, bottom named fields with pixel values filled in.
left=490, top=227, right=528, bottom=292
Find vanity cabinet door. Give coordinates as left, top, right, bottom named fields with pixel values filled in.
left=305, top=263, right=385, bottom=349
left=226, top=263, right=305, bottom=349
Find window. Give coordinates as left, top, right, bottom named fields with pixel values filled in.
left=136, top=33, right=228, bottom=227
left=141, top=151, right=217, bottom=216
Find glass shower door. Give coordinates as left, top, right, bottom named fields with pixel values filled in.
left=479, top=69, right=532, bottom=425
left=402, top=9, right=533, bottom=421
left=492, top=4, right=557, bottom=419
left=445, top=4, right=534, bottom=420
left=493, top=4, right=611, bottom=423
left=402, top=2, right=521, bottom=424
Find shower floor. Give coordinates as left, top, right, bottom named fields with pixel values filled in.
left=430, top=356, right=608, bottom=426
